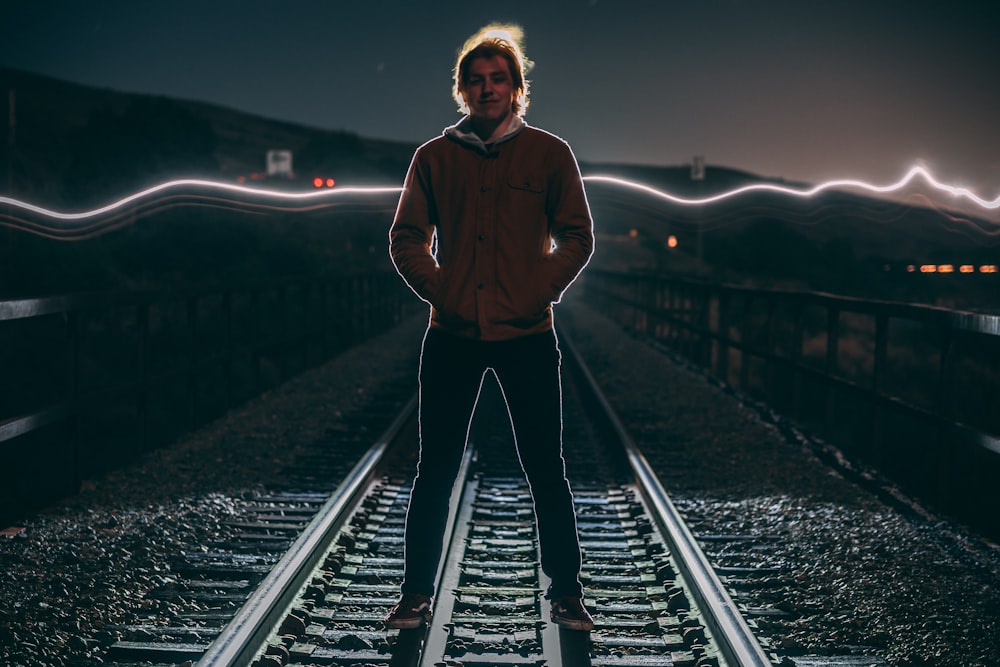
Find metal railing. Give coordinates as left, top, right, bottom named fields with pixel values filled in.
left=584, top=269, right=1000, bottom=539
left=0, top=273, right=421, bottom=524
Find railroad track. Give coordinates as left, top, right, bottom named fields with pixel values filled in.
left=98, top=334, right=778, bottom=667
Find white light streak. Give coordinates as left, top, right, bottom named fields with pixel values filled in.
left=0, top=165, right=996, bottom=243
left=0, top=179, right=403, bottom=221
left=582, top=166, right=1000, bottom=210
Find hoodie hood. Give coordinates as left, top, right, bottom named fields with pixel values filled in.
left=444, top=115, right=525, bottom=154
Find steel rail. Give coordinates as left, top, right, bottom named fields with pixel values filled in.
left=415, top=446, right=477, bottom=667
left=561, top=332, right=774, bottom=667
left=196, top=394, right=418, bottom=667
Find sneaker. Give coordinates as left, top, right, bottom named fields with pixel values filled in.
left=384, top=593, right=433, bottom=629
left=550, top=596, right=594, bottom=631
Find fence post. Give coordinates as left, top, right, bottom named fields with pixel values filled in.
left=717, top=290, right=730, bottom=383
left=223, top=291, right=233, bottom=409
left=682, top=282, right=695, bottom=358
left=319, top=281, right=329, bottom=355
left=187, top=295, right=198, bottom=429
left=791, top=302, right=804, bottom=419
left=871, top=313, right=888, bottom=465
left=334, top=278, right=347, bottom=349
left=136, top=302, right=149, bottom=452
left=739, top=294, right=752, bottom=392
left=66, top=311, right=81, bottom=487
left=668, top=279, right=678, bottom=344
left=701, top=286, right=713, bottom=369
left=649, top=275, right=660, bottom=339
left=251, top=289, right=261, bottom=394
left=765, top=297, right=777, bottom=405
left=633, top=274, right=643, bottom=334
left=278, top=285, right=288, bottom=382
left=824, top=307, right=840, bottom=437
left=935, top=327, right=956, bottom=506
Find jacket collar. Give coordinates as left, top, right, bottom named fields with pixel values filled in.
left=444, top=115, right=524, bottom=154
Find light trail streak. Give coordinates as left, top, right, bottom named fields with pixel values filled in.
left=0, top=165, right=997, bottom=243
left=582, top=166, right=1000, bottom=210
left=0, top=179, right=403, bottom=221
left=0, top=190, right=396, bottom=241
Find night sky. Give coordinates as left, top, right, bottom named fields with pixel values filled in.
left=3, top=0, right=998, bottom=208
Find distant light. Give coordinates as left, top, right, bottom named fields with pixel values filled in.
left=938, top=264, right=955, bottom=273
left=667, top=235, right=678, bottom=248
left=960, top=265, right=975, bottom=273
left=629, top=228, right=638, bottom=238
left=325, top=178, right=336, bottom=188
left=236, top=175, right=246, bottom=184
left=313, top=177, right=323, bottom=188
left=921, top=265, right=937, bottom=273
left=907, top=265, right=917, bottom=273
left=982, top=265, right=999, bottom=274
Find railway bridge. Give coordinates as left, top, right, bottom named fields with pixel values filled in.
left=2, top=264, right=999, bottom=667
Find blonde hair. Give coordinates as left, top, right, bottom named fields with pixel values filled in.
left=453, top=23, right=533, bottom=117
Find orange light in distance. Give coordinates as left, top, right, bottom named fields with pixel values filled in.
left=667, top=235, right=678, bottom=248
left=313, top=177, right=323, bottom=188
left=907, top=265, right=916, bottom=273
left=960, top=265, right=974, bottom=273
left=938, top=265, right=954, bottom=273
left=981, top=265, right=998, bottom=273
left=326, top=178, right=336, bottom=188
left=920, top=265, right=937, bottom=273
left=629, top=229, right=638, bottom=238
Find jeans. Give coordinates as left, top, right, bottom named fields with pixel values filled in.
left=400, top=326, right=584, bottom=599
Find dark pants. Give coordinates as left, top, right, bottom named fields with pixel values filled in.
left=400, top=326, right=584, bottom=599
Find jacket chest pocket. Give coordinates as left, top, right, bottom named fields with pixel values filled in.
left=507, top=174, right=545, bottom=194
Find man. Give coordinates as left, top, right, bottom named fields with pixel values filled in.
left=385, top=24, right=595, bottom=632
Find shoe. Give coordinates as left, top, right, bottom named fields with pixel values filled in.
left=550, top=596, right=594, bottom=631
left=384, top=593, right=433, bottom=629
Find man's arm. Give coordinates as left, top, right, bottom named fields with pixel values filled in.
left=545, top=142, right=595, bottom=303
left=389, top=151, right=441, bottom=304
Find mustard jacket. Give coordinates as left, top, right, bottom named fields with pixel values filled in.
left=389, top=123, right=595, bottom=341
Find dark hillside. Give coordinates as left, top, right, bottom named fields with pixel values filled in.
left=0, top=68, right=410, bottom=297
left=1, top=67, right=414, bottom=208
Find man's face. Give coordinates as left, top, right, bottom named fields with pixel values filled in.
left=461, top=54, right=515, bottom=123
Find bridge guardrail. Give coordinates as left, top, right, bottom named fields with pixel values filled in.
left=584, top=269, right=1000, bottom=540
left=0, top=273, right=421, bottom=524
